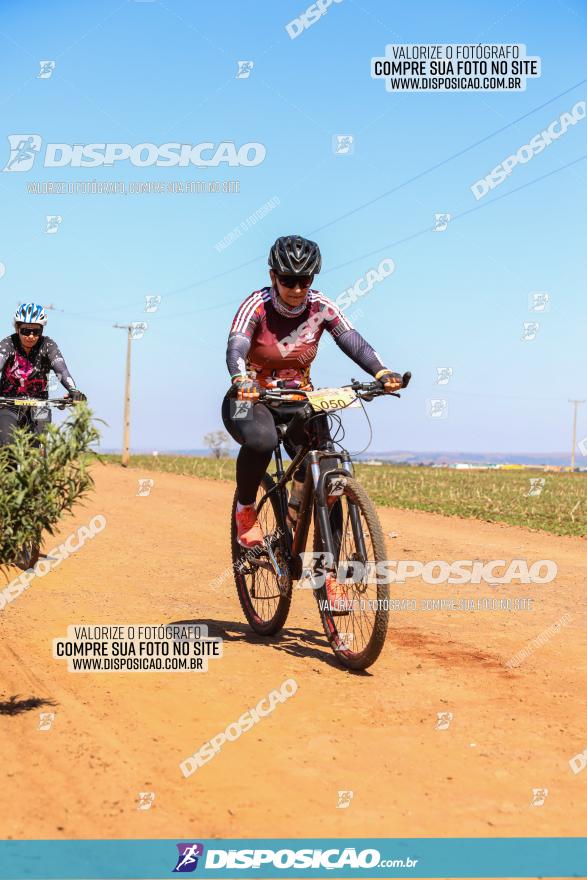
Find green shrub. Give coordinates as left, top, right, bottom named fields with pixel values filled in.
left=0, top=404, right=100, bottom=567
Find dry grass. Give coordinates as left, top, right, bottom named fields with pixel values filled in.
left=102, top=455, right=587, bottom=537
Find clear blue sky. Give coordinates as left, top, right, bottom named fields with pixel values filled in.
left=0, top=0, right=585, bottom=454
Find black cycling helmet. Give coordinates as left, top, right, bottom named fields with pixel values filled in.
left=268, top=235, right=322, bottom=276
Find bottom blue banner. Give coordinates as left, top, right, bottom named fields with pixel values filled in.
left=0, top=837, right=585, bottom=879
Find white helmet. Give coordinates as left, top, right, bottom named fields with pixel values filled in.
left=14, top=302, right=48, bottom=327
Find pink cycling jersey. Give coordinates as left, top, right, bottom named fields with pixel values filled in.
left=226, top=286, right=383, bottom=389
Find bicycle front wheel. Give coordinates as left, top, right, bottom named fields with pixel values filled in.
left=314, top=475, right=389, bottom=670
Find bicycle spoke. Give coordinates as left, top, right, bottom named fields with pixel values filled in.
left=315, top=476, right=389, bottom=668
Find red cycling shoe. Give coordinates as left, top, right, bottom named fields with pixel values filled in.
left=235, top=505, right=264, bottom=549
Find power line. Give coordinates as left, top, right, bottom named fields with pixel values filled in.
left=108, top=151, right=587, bottom=322
left=50, top=151, right=587, bottom=329
left=61, top=75, right=587, bottom=319
left=310, top=77, right=587, bottom=235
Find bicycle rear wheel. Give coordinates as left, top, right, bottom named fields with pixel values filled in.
left=314, top=475, right=389, bottom=670
left=231, top=474, right=293, bottom=636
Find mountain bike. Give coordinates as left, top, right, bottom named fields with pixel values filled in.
left=0, top=396, right=76, bottom=569
left=230, top=372, right=411, bottom=671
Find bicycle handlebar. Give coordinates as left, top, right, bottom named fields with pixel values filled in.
left=259, top=371, right=412, bottom=404
left=0, top=396, right=77, bottom=408
left=350, top=371, right=411, bottom=399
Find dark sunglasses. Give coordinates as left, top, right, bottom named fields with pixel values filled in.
left=276, top=274, right=313, bottom=289
left=19, top=327, right=42, bottom=337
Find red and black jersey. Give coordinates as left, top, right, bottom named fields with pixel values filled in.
left=226, top=286, right=384, bottom=389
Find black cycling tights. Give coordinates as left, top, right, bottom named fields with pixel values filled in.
left=0, top=406, right=48, bottom=447
left=221, top=394, right=331, bottom=506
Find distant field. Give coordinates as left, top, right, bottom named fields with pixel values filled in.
left=102, top=454, right=587, bottom=537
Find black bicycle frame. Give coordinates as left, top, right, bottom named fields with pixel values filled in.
left=256, top=428, right=367, bottom=582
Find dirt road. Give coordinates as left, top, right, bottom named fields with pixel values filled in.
left=0, top=464, right=585, bottom=841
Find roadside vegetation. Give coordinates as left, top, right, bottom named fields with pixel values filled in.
left=103, top=454, right=586, bottom=537
left=0, top=405, right=100, bottom=567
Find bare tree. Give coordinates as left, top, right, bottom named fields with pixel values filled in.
left=204, top=430, right=230, bottom=459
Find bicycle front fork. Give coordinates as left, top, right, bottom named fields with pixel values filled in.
left=291, top=449, right=365, bottom=579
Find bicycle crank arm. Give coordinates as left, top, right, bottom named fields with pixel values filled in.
left=247, top=544, right=289, bottom=595
left=249, top=558, right=275, bottom=575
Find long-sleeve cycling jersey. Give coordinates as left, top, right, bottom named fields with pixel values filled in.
left=0, top=334, right=76, bottom=398
left=226, top=287, right=386, bottom=389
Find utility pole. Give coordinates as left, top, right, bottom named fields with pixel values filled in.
left=114, top=324, right=133, bottom=467
left=568, top=399, right=585, bottom=470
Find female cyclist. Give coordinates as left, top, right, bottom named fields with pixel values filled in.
left=0, top=303, right=86, bottom=446
left=222, top=235, right=402, bottom=549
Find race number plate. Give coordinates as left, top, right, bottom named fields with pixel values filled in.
left=305, top=387, right=359, bottom=413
